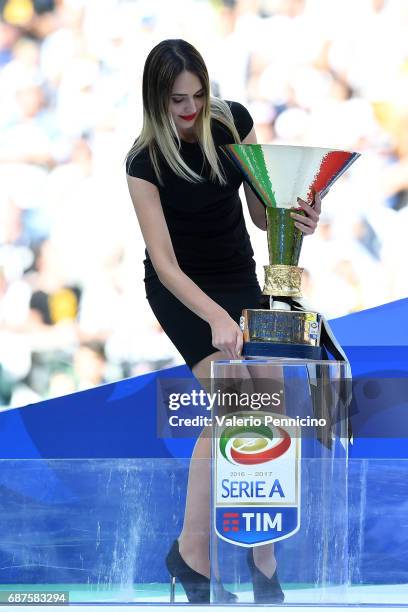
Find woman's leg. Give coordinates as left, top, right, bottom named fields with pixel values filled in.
left=246, top=361, right=285, bottom=577
left=177, top=352, right=255, bottom=580
left=177, top=350, right=225, bottom=578
left=177, top=352, right=280, bottom=580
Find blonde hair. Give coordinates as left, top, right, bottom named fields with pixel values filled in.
left=125, top=39, right=242, bottom=186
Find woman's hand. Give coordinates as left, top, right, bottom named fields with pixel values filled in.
left=209, top=311, right=243, bottom=359
left=290, top=191, right=322, bottom=235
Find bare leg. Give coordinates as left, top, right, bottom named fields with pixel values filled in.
left=177, top=432, right=211, bottom=577
left=253, top=544, right=277, bottom=578
left=247, top=360, right=284, bottom=577
left=177, top=350, right=225, bottom=578
left=178, top=352, right=281, bottom=580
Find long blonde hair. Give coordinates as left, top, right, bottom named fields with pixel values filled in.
left=125, top=39, right=242, bottom=186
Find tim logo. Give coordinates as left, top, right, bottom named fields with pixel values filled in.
left=222, top=512, right=239, bottom=532
left=222, top=511, right=282, bottom=533
left=216, top=507, right=297, bottom=545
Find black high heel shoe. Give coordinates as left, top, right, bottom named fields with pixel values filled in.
left=165, top=539, right=237, bottom=603
left=247, top=548, right=285, bottom=604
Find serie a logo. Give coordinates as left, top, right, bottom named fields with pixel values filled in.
left=214, top=413, right=301, bottom=546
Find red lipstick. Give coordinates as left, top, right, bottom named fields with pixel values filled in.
left=179, top=113, right=197, bottom=121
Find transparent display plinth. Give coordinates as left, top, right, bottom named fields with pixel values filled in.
left=210, top=358, right=350, bottom=605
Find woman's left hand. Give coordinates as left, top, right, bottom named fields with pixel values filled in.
left=290, top=191, right=322, bottom=235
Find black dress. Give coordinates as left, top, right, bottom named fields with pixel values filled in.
left=126, top=101, right=262, bottom=369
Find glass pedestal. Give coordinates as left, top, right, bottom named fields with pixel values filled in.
left=210, top=358, right=350, bottom=605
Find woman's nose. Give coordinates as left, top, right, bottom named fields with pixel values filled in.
left=183, top=97, right=196, bottom=114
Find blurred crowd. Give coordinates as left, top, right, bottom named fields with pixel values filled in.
left=0, top=0, right=407, bottom=406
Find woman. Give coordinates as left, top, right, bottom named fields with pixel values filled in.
left=125, top=39, right=320, bottom=603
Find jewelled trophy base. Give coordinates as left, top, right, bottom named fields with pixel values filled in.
left=240, top=308, right=322, bottom=358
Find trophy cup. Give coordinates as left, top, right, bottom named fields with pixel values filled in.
left=222, top=144, right=360, bottom=361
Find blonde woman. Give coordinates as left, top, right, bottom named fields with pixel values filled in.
left=125, top=39, right=320, bottom=603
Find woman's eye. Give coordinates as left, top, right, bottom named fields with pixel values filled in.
left=171, top=93, right=203, bottom=103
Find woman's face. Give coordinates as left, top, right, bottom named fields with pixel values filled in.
left=168, top=70, right=205, bottom=138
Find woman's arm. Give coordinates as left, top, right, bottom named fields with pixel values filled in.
left=241, top=127, right=267, bottom=231
left=126, top=175, right=243, bottom=358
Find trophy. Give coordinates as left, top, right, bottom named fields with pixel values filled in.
left=222, top=144, right=360, bottom=361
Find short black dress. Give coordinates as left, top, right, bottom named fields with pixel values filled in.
left=126, top=101, right=262, bottom=369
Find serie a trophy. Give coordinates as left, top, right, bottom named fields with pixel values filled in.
left=223, top=143, right=360, bottom=361
left=222, top=144, right=360, bottom=445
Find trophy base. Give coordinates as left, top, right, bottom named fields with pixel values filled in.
left=240, top=308, right=322, bottom=358
left=242, top=341, right=325, bottom=359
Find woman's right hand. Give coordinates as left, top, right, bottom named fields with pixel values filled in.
left=209, top=311, right=243, bottom=359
